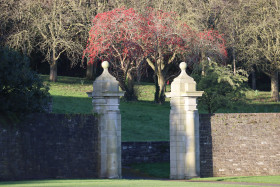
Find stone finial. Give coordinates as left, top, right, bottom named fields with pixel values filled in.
left=87, top=61, right=124, bottom=97
left=102, top=61, right=109, bottom=69
left=179, top=62, right=187, bottom=71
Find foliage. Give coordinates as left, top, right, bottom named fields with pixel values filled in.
left=195, top=29, right=227, bottom=61
left=0, top=48, right=50, bottom=115
left=141, top=8, right=194, bottom=103
left=84, top=8, right=145, bottom=101
left=194, top=60, right=248, bottom=114
left=238, top=0, right=280, bottom=101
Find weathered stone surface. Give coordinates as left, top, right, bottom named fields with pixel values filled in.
left=166, top=62, right=203, bottom=179
left=88, top=61, right=124, bottom=179
left=200, top=113, right=280, bottom=177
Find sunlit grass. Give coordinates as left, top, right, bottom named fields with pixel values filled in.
left=128, top=162, right=280, bottom=184
left=0, top=179, right=262, bottom=187
left=191, top=175, right=280, bottom=184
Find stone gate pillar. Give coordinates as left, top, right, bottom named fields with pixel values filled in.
left=87, top=61, right=124, bottom=179
left=166, top=62, right=203, bottom=179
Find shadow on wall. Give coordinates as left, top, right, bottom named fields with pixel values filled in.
left=199, top=114, right=213, bottom=177
left=0, top=114, right=99, bottom=181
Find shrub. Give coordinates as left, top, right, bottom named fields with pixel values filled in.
left=0, top=47, right=50, bottom=116
left=193, top=60, right=248, bottom=114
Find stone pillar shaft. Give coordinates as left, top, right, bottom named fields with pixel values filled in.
left=166, top=62, right=203, bottom=179
left=88, top=61, right=124, bottom=179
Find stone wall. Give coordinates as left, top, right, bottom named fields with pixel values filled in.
left=0, top=114, right=98, bottom=181
left=122, top=142, right=169, bottom=165
left=122, top=113, right=280, bottom=178
left=200, top=113, right=280, bottom=177
left=1, top=113, right=280, bottom=180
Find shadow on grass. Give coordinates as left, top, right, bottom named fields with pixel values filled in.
left=41, top=75, right=92, bottom=85
left=51, top=95, right=92, bottom=114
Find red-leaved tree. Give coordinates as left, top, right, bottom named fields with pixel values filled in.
left=139, top=8, right=195, bottom=103
left=83, top=8, right=144, bottom=100
left=84, top=7, right=227, bottom=103
left=194, top=29, right=228, bottom=75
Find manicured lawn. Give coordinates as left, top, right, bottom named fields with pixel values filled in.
left=128, top=162, right=280, bottom=184
left=0, top=179, right=263, bottom=187
left=41, top=75, right=280, bottom=141
left=191, top=175, right=280, bottom=184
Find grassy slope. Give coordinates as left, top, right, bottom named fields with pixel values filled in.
left=42, top=75, right=171, bottom=142
left=42, top=75, right=280, bottom=141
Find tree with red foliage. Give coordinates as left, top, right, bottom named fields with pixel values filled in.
left=84, top=7, right=227, bottom=103
left=139, top=8, right=195, bottom=103
left=83, top=8, right=144, bottom=100
left=194, top=29, right=227, bottom=76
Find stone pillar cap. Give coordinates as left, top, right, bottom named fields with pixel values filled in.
left=87, top=61, right=124, bottom=97
left=165, top=62, right=203, bottom=98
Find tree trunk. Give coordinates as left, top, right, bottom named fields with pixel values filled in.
left=50, top=62, right=57, bottom=82
left=232, top=48, right=236, bottom=75
left=123, top=71, right=137, bottom=101
left=157, top=71, right=166, bottom=104
left=50, top=48, right=57, bottom=82
left=86, top=62, right=94, bottom=80
left=201, top=52, right=206, bottom=76
left=271, top=71, right=279, bottom=102
left=154, top=74, right=160, bottom=103
left=153, top=70, right=166, bottom=104
left=251, top=68, right=256, bottom=90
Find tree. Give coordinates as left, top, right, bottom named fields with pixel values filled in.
left=0, top=47, right=50, bottom=116
left=83, top=8, right=144, bottom=101
left=194, top=60, right=248, bottom=114
left=139, top=8, right=194, bottom=103
left=239, top=0, right=280, bottom=101
left=194, top=29, right=228, bottom=75
left=84, top=0, right=112, bottom=80
left=4, top=0, right=89, bottom=82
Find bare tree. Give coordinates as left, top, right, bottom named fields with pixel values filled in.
left=238, top=0, right=280, bottom=101
left=4, top=0, right=92, bottom=82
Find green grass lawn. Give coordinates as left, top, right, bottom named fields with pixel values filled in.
left=191, top=175, right=280, bottom=184
left=0, top=179, right=269, bottom=187
left=129, top=162, right=280, bottom=184
left=41, top=75, right=280, bottom=141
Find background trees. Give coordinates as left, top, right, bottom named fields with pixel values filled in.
left=239, top=0, right=280, bottom=101
left=2, top=0, right=95, bottom=82
left=1, top=0, right=280, bottom=103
